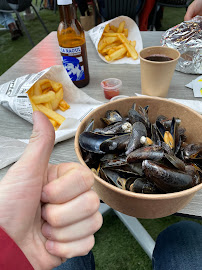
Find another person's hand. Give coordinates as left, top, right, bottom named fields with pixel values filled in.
left=184, top=0, right=202, bottom=21
left=0, top=111, right=102, bottom=270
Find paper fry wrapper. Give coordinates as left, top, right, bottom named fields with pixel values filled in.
left=88, top=15, right=143, bottom=64
left=0, top=65, right=102, bottom=145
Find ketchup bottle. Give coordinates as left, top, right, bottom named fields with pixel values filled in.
left=57, top=0, right=90, bottom=88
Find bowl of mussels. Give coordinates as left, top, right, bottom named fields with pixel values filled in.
left=75, top=96, right=202, bottom=218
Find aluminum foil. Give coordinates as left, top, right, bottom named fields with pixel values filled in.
left=161, top=16, right=202, bottom=74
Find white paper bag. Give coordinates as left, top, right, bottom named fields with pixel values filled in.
left=88, top=15, right=143, bottom=64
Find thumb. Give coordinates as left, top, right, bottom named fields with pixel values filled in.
left=18, top=111, right=55, bottom=173
left=184, top=2, right=194, bottom=21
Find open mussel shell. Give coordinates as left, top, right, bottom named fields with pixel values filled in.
left=185, top=164, right=201, bottom=179
left=79, top=131, right=114, bottom=154
left=188, top=163, right=202, bottom=178
left=84, top=119, right=94, bottom=132
left=82, top=150, right=101, bottom=168
left=156, top=115, right=181, bottom=129
left=128, top=103, right=150, bottom=129
left=156, top=117, right=176, bottom=146
left=129, top=178, right=160, bottom=194
left=164, top=153, right=186, bottom=171
left=128, top=103, right=144, bottom=124
left=101, top=110, right=123, bottom=125
left=151, top=124, right=161, bottom=146
left=183, top=143, right=202, bottom=160
left=125, top=121, right=147, bottom=155
left=118, top=177, right=136, bottom=190
left=100, top=133, right=130, bottom=153
left=94, top=120, right=132, bottom=135
left=101, top=156, right=127, bottom=169
left=100, top=168, right=123, bottom=188
left=115, top=163, right=144, bottom=176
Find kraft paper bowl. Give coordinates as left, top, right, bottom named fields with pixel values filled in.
left=75, top=96, right=202, bottom=219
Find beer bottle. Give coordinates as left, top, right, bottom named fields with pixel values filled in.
left=57, top=0, right=90, bottom=88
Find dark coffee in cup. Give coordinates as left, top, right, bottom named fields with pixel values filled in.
left=145, top=54, right=173, bottom=62
left=139, top=46, right=180, bottom=97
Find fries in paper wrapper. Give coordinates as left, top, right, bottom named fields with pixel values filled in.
left=0, top=65, right=102, bottom=144
left=88, top=16, right=143, bottom=64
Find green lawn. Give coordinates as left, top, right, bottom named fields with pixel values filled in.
left=1, top=4, right=200, bottom=270
left=159, top=6, right=187, bottom=31
left=0, top=3, right=59, bottom=75
left=93, top=212, right=202, bottom=270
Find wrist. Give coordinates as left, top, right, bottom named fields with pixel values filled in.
left=20, top=239, right=61, bottom=270
left=22, top=247, right=44, bottom=270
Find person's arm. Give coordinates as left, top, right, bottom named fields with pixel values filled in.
left=184, top=0, right=202, bottom=20
left=0, top=111, right=102, bottom=270
left=0, top=227, right=34, bottom=269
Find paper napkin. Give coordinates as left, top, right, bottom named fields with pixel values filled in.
left=185, top=75, right=202, bottom=97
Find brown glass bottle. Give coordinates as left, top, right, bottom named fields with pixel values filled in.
left=57, top=0, right=89, bottom=88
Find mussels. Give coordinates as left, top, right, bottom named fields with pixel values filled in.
left=79, top=105, right=202, bottom=194
left=142, top=160, right=199, bottom=193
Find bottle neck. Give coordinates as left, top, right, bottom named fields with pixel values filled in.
left=58, top=2, right=76, bottom=25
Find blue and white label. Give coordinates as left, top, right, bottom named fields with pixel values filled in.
left=62, top=55, right=85, bottom=81
left=60, top=46, right=81, bottom=55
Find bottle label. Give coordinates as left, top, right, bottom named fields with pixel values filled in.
left=57, top=0, right=72, bottom=5
left=60, top=46, right=85, bottom=82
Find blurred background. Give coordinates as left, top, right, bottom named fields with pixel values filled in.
left=0, top=0, right=189, bottom=76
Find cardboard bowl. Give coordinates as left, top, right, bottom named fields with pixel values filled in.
left=75, top=96, right=202, bottom=219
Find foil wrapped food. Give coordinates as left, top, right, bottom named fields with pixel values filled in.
left=161, top=16, right=202, bottom=74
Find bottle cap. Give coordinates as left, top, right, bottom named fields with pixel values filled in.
left=57, top=0, right=72, bottom=5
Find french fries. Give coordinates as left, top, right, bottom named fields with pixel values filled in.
left=31, top=91, right=55, bottom=104
left=37, top=104, right=66, bottom=126
left=98, top=20, right=138, bottom=62
left=27, top=79, right=70, bottom=130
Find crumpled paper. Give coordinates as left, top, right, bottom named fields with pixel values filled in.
left=0, top=65, right=102, bottom=169
left=185, top=75, right=202, bottom=97
left=88, top=15, right=143, bottom=64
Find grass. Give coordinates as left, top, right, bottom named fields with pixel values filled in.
left=1, top=4, right=200, bottom=270
left=93, top=213, right=202, bottom=270
left=0, top=2, right=59, bottom=75
left=93, top=213, right=153, bottom=270
left=159, top=6, right=187, bottom=30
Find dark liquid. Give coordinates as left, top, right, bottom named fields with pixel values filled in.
left=145, top=54, right=173, bottom=62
